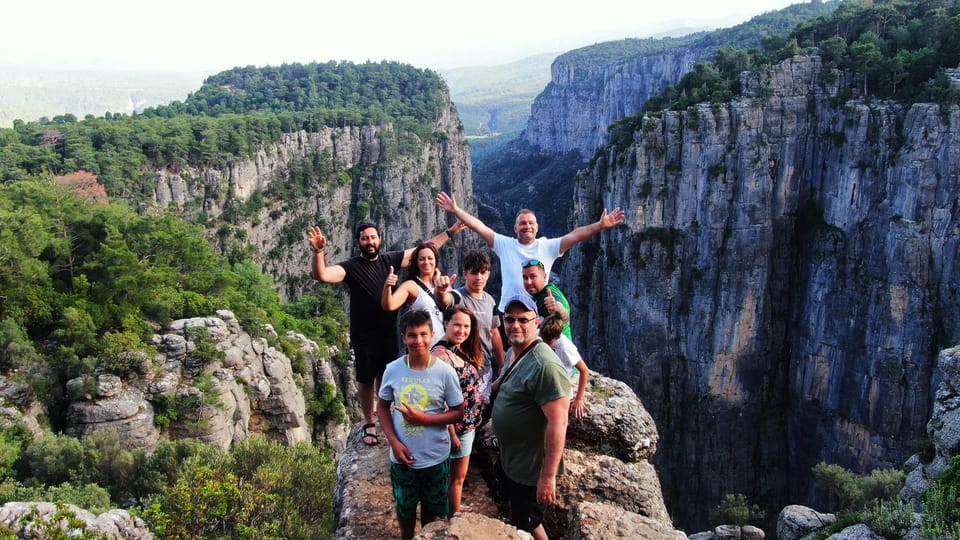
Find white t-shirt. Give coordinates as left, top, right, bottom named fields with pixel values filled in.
left=548, top=334, right=581, bottom=376
left=492, top=233, right=563, bottom=311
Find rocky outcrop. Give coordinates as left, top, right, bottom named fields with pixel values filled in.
left=0, top=502, right=152, bottom=539
left=146, top=91, right=474, bottom=302
left=333, top=372, right=683, bottom=538
left=66, top=374, right=159, bottom=450
left=562, top=54, right=960, bottom=529
left=776, top=505, right=837, bottom=540
left=64, top=310, right=344, bottom=452
left=902, top=345, right=960, bottom=504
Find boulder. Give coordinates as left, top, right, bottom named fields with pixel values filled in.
left=563, top=501, right=685, bottom=539
left=776, top=505, right=836, bottom=540
left=0, top=502, right=152, bottom=539
left=417, top=513, right=532, bottom=539
left=825, top=524, right=884, bottom=540
left=65, top=375, right=159, bottom=450
left=565, top=372, right=658, bottom=462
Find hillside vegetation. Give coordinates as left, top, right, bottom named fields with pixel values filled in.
left=0, top=61, right=448, bottom=202
left=606, top=0, right=960, bottom=152
left=0, top=60, right=458, bottom=537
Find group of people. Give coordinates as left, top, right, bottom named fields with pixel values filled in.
left=308, top=191, right=624, bottom=540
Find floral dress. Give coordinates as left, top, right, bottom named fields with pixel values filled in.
left=432, top=340, right=482, bottom=436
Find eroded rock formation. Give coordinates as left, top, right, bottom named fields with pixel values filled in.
left=562, top=55, right=960, bottom=528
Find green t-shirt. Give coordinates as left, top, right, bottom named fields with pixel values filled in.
left=491, top=341, right=571, bottom=486
left=533, top=283, right=572, bottom=340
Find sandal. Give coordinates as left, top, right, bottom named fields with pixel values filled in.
left=360, top=423, right=379, bottom=446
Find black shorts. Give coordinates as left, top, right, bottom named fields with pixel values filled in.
left=352, top=337, right=398, bottom=385
left=495, top=459, right=544, bottom=532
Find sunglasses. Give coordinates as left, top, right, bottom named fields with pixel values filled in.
left=504, top=316, right=536, bottom=325
left=521, top=259, right=543, bottom=269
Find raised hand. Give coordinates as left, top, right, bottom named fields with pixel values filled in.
left=544, top=289, right=558, bottom=313
left=600, top=208, right=626, bottom=229
left=434, top=273, right=457, bottom=295
left=308, top=226, right=327, bottom=252
left=449, top=221, right=467, bottom=235
left=385, top=265, right=399, bottom=288
left=436, top=192, right=459, bottom=214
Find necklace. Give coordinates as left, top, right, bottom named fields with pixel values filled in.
left=405, top=354, right=434, bottom=370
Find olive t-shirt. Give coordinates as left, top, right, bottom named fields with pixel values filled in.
left=492, top=341, right=571, bottom=486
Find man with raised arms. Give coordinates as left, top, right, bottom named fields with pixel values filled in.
left=435, top=192, right=625, bottom=311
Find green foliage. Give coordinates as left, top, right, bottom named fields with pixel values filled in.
left=18, top=501, right=108, bottom=540
left=713, top=493, right=765, bottom=527
left=0, top=61, right=446, bottom=198
left=185, top=326, right=226, bottom=366
left=0, top=179, right=346, bottom=413
left=812, top=461, right=906, bottom=514
left=792, top=0, right=960, bottom=103
left=144, top=437, right=335, bottom=540
left=921, top=454, right=960, bottom=539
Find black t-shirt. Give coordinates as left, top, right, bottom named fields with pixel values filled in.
left=339, top=250, right=406, bottom=340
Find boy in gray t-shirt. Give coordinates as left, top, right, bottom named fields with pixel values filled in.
left=378, top=309, right=464, bottom=540
left=435, top=250, right=505, bottom=402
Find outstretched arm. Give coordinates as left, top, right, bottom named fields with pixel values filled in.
left=558, top=207, right=626, bottom=255
left=436, top=192, right=496, bottom=247
left=401, top=221, right=466, bottom=268
left=308, top=226, right=347, bottom=283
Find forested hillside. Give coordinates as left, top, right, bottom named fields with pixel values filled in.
left=0, top=60, right=462, bottom=537
left=0, top=61, right=448, bottom=201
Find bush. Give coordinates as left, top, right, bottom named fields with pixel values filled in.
left=922, top=454, right=960, bottom=539
left=812, top=461, right=904, bottom=513
left=713, top=493, right=765, bottom=526
left=144, top=436, right=335, bottom=540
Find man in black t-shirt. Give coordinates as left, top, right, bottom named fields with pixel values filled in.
left=308, top=220, right=462, bottom=445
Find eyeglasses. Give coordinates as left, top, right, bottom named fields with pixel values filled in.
left=521, top=259, right=544, bottom=269
left=504, top=316, right=536, bottom=325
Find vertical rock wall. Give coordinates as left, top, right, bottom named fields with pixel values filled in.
left=562, top=55, right=960, bottom=529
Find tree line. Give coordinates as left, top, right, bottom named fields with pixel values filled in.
left=0, top=61, right=448, bottom=202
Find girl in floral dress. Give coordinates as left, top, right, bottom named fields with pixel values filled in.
left=431, top=305, right=483, bottom=513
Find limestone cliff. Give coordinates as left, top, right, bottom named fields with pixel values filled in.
left=64, top=310, right=343, bottom=452
left=561, top=55, right=960, bottom=530
left=145, top=90, right=474, bottom=301
left=524, top=47, right=706, bottom=159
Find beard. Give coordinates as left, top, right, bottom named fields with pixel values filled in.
left=360, top=244, right=380, bottom=260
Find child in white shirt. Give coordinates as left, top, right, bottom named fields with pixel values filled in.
left=539, top=313, right=589, bottom=418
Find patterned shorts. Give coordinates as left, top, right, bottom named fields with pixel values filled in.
left=390, top=458, right=451, bottom=519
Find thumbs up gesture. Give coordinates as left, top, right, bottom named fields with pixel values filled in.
left=385, top=265, right=398, bottom=288
left=544, top=288, right=558, bottom=313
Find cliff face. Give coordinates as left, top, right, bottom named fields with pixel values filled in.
left=146, top=91, right=473, bottom=300
left=524, top=48, right=707, bottom=159
left=561, top=55, right=960, bottom=529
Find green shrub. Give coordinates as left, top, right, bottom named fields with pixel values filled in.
left=713, top=493, right=765, bottom=526
left=812, top=461, right=905, bottom=514
left=922, top=454, right=960, bottom=539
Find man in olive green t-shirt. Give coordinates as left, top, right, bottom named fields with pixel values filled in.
left=491, top=295, right=570, bottom=540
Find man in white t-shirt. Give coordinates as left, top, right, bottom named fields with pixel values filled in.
left=435, top=192, right=625, bottom=311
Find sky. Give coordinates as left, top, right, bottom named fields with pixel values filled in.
left=4, top=0, right=802, bottom=74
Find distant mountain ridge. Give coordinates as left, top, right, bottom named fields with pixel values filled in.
left=0, top=67, right=202, bottom=128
